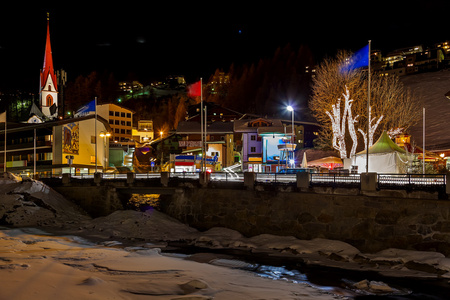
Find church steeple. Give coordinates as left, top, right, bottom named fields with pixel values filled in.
left=40, top=12, right=58, bottom=118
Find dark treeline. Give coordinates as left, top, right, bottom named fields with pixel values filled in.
left=212, top=44, right=316, bottom=121
left=62, top=44, right=316, bottom=130
left=64, top=71, right=118, bottom=113
left=65, top=71, right=193, bottom=134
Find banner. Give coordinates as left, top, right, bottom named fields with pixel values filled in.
left=63, top=122, right=79, bottom=154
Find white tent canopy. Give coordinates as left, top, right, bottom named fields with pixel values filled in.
left=353, top=131, right=410, bottom=174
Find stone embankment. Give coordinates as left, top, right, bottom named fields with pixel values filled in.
left=160, top=186, right=450, bottom=255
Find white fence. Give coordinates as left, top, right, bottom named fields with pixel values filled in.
left=40, top=172, right=446, bottom=190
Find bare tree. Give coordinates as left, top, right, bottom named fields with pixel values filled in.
left=310, top=50, right=420, bottom=158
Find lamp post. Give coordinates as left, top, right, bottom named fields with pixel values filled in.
left=99, top=131, right=111, bottom=172
left=287, top=105, right=295, bottom=168
left=160, top=131, right=164, bottom=171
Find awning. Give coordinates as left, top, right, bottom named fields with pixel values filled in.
left=181, top=148, right=202, bottom=153
left=308, top=156, right=343, bottom=170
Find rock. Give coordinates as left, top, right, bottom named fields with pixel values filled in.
left=101, top=241, right=122, bottom=247
left=353, top=279, right=394, bottom=293
left=368, top=281, right=394, bottom=293
left=353, top=279, right=369, bottom=290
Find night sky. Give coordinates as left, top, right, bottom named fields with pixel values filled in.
left=1, top=2, right=450, bottom=92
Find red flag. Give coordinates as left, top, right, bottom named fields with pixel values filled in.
left=188, top=80, right=202, bottom=97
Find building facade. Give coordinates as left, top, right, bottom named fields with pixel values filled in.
left=234, top=117, right=320, bottom=172
left=0, top=115, right=110, bottom=175
left=176, top=121, right=235, bottom=170
left=97, top=104, right=134, bottom=144
left=132, top=120, right=154, bottom=143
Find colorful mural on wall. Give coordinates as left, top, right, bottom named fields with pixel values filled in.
left=63, top=122, right=79, bottom=154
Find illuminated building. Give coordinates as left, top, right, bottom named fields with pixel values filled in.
left=39, top=13, right=58, bottom=118
left=132, top=120, right=154, bottom=143
left=96, top=104, right=134, bottom=144
left=0, top=115, right=110, bottom=175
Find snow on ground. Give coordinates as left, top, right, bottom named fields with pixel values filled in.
left=0, top=175, right=89, bottom=227
left=0, top=228, right=341, bottom=300
left=1, top=176, right=450, bottom=298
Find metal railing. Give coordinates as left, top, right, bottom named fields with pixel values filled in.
left=311, top=173, right=361, bottom=187
left=169, top=172, right=199, bottom=180
left=378, top=173, right=446, bottom=189
left=255, top=173, right=297, bottom=183
left=210, top=172, right=244, bottom=182
left=30, top=171, right=448, bottom=191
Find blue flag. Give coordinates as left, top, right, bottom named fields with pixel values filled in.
left=340, top=45, right=369, bottom=73
left=74, top=99, right=96, bottom=117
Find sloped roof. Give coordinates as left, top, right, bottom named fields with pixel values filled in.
left=357, top=131, right=406, bottom=155
left=40, top=15, right=57, bottom=91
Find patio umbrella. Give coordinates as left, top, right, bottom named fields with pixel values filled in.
left=301, top=152, right=308, bottom=168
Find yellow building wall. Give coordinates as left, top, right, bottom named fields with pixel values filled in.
left=97, top=103, right=133, bottom=143
left=55, top=118, right=109, bottom=169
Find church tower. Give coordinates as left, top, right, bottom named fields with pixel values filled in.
left=40, top=13, right=58, bottom=118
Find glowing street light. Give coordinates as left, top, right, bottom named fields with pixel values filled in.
left=99, top=132, right=111, bottom=138
left=287, top=105, right=295, bottom=168
left=99, top=131, right=111, bottom=171
left=160, top=131, right=164, bottom=169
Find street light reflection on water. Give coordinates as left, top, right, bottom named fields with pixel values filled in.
left=128, top=194, right=161, bottom=212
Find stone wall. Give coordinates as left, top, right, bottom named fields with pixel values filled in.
left=160, top=187, right=450, bottom=255
left=51, top=185, right=124, bottom=218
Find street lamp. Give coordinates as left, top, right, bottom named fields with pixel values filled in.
left=99, top=131, right=111, bottom=172
left=287, top=105, right=295, bottom=168
left=160, top=131, right=164, bottom=170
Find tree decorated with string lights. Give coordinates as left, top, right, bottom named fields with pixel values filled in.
left=310, top=50, right=420, bottom=159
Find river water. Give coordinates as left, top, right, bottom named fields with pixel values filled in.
left=162, top=243, right=450, bottom=300
left=3, top=226, right=448, bottom=299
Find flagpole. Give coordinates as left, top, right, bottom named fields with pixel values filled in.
left=200, top=78, right=203, bottom=173
left=204, top=105, right=207, bottom=179
left=94, top=97, right=98, bottom=174
left=366, top=40, right=371, bottom=174
left=423, top=107, right=425, bottom=174
left=34, top=128, right=36, bottom=177
left=3, top=111, right=6, bottom=173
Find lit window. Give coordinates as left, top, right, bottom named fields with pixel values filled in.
left=46, top=94, right=53, bottom=106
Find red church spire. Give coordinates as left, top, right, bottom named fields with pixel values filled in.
left=40, top=13, right=57, bottom=91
